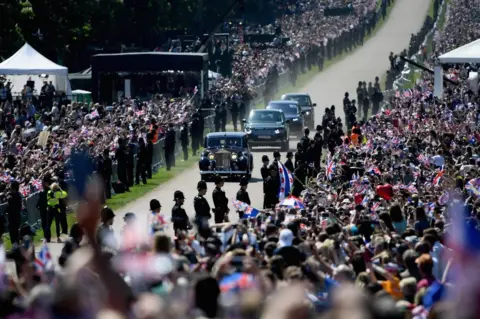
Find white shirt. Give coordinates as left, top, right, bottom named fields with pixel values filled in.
left=431, top=155, right=445, bottom=167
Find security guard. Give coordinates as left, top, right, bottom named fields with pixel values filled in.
left=194, top=181, right=211, bottom=222
left=260, top=155, right=270, bottom=208
left=284, top=151, right=295, bottom=173
left=300, top=128, right=311, bottom=152
left=236, top=177, right=251, bottom=219
left=212, top=175, right=229, bottom=223
left=46, top=183, right=68, bottom=243
left=264, top=164, right=280, bottom=209
left=171, top=190, right=189, bottom=234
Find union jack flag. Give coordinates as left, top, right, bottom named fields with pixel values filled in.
left=20, top=185, right=30, bottom=198
left=417, top=154, right=429, bottom=166
left=325, top=159, right=336, bottom=181
left=371, top=202, right=380, bottom=212
left=31, top=179, right=43, bottom=191
left=432, top=166, right=445, bottom=186
left=278, top=161, right=293, bottom=201
left=368, top=166, right=381, bottom=175
left=35, top=241, right=53, bottom=272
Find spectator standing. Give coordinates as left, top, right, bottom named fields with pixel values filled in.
left=7, top=181, right=22, bottom=245
left=46, top=183, right=68, bottom=243
left=180, top=122, right=189, bottom=161
left=165, top=123, right=176, bottom=171
left=115, top=138, right=130, bottom=192
left=136, top=138, right=148, bottom=185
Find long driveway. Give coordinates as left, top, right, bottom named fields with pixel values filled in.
left=46, top=0, right=431, bottom=260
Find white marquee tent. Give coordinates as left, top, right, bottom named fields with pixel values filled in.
left=434, top=38, right=480, bottom=97
left=0, top=43, right=71, bottom=96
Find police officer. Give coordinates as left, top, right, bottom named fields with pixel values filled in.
left=37, top=178, right=51, bottom=242
left=180, top=121, right=189, bottom=161
left=294, top=142, right=306, bottom=169
left=272, top=150, right=281, bottom=169
left=264, top=164, right=280, bottom=209
left=236, top=177, right=251, bottom=219
left=230, top=98, right=239, bottom=132
left=292, top=160, right=308, bottom=197
left=46, top=183, right=68, bottom=243
left=194, top=181, right=211, bottom=223
left=190, top=112, right=202, bottom=156
left=165, top=123, right=176, bottom=170
left=212, top=175, right=229, bottom=223
left=343, top=92, right=351, bottom=114
left=260, top=155, right=270, bottom=208
left=300, top=128, right=310, bottom=152
left=214, top=104, right=221, bottom=132
left=284, top=151, right=295, bottom=173
left=313, top=133, right=323, bottom=171
left=171, top=190, right=189, bottom=234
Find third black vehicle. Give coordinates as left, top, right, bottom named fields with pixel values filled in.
left=266, top=100, right=304, bottom=134
left=281, top=93, right=317, bottom=128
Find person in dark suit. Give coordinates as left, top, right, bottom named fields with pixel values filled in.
left=264, top=165, right=280, bottom=209
left=126, top=143, right=135, bottom=187
left=236, top=177, right=251, bottom=219
left=260, top=155, right=270, bottom=209
left=212, top=175, right=229, bottom=223
left=99, top=149, right=112, bottom=199
left=115, top=138, right=130, bottom=191
left=180, top=122, right=189, bottom=161
left=165, top=123, right=176, bottom=170
left=146, top=133, right=154, bottom=179
left=284, top=152, right=295, bottom=173
left=7, top=181, right=22, bottom=245
left=136, top=138, right=148, bottom=185
left=37, top=178, right=51, bottom=239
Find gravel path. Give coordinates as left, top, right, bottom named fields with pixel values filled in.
left=44, top=0, right=431, bottom=261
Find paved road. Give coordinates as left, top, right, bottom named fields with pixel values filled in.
left=44, top=0, right=430, bottom=261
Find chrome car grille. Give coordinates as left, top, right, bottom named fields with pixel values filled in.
left=215, top=150, right=231, bottom=169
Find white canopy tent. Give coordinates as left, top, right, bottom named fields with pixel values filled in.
left=434, top=38, right=480, bottom=97
left=0, top=43, right=71, bottom=96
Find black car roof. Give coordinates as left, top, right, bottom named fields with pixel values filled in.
left=268, top=100, right=299, bottom=105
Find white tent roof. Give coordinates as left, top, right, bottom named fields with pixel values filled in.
left=0, top=43, right=68, bottom=75
left=438, top=38, right=480, bottom=64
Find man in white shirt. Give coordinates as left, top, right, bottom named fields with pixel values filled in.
left=431, top=150, right=445, bottom=168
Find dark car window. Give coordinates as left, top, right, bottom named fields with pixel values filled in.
left=283, top=95, right=311, bottom=106
left=205, top=136, right=243, bottom=148
left=267, top=103, right=300, bottom=115
left=248, top=111, right=283, bottom=123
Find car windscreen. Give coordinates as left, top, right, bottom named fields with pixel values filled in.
left=268, top=103, right=299, bottom=115
left=206, top=137, right=243, bottom=148
left=248, top=111, right=283, bottom=123
left=284, top=95, right=311, bottom=106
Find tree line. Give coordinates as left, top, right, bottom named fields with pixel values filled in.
left=0, top=0, right=274, bottom=71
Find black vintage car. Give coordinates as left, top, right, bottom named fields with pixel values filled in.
left=281, top=93, right=317, bottom=128
left=199, top=132, right=254, bottom=181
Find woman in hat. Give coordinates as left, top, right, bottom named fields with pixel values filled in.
left=148, top=199, right=168, bottom=235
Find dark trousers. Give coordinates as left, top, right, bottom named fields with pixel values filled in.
left=146, top=161, right=153, bottom=179
left=214, top=210, right=226, bottom=223
left=104, top=177, right=111, bottom=199
left=118, top=168, right=130, bottom=191
left=57, top=207, right=68, bottom=235
left=44, top=207, right=60, bottom=241
left=192, top=137, right=200, bottom=155
left=136, top=161, right=147, bottom=184
left=8, top=218, right=20, bottom=244
left=127, top=164, right=134, bottom=187
left=165, top=149, right=174, bottom=171
left=238, top=211, right=244, bottom=219
left=182, top=145, right=188, bottom=161
left=231, top=112, right=238, bottom=131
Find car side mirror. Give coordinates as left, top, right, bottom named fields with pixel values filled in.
left=285, top=119, right=290, bottom=123
left=301, top=111, right=306, bottom=115
left=312, top=103, right=317, bottom=107
left=241, top=119, right=247, bottom=123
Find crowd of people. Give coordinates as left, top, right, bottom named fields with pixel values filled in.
left=2, top=0, right=480, bottom=317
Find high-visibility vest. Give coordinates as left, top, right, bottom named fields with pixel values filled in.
left=351, top=133, right=360, bottom=145
left=47, top=190, right=68, bottom=208
left=149, top=124, right=159, bottom=143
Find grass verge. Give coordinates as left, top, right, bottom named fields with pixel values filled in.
left=254, top=0, right=395, bottom=108
left=4, top=149, right=201, bottom=249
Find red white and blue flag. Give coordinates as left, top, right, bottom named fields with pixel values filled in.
left=325, top=159, right=336, bottom=181
left=278, top=161, right=293, bottom=201
left=432, top=166, right=445, bottom=186
left=232, top=199, right=260, bottom=218
left=35, top=241, right=53, bottom=272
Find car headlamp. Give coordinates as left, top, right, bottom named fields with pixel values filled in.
left=208, top=153, right=215, bottom=160
left=245, top=128, right=252, bottom=134
left=293, top=118, right=298, bottom=121
left=306, top=111, right=310, bottom=115
left=275, top=129, right=281, bottom=134
left=231, top=152, right=238, bottom=160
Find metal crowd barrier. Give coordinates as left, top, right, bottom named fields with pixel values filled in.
left=0, top=114, right=215, bottom=235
